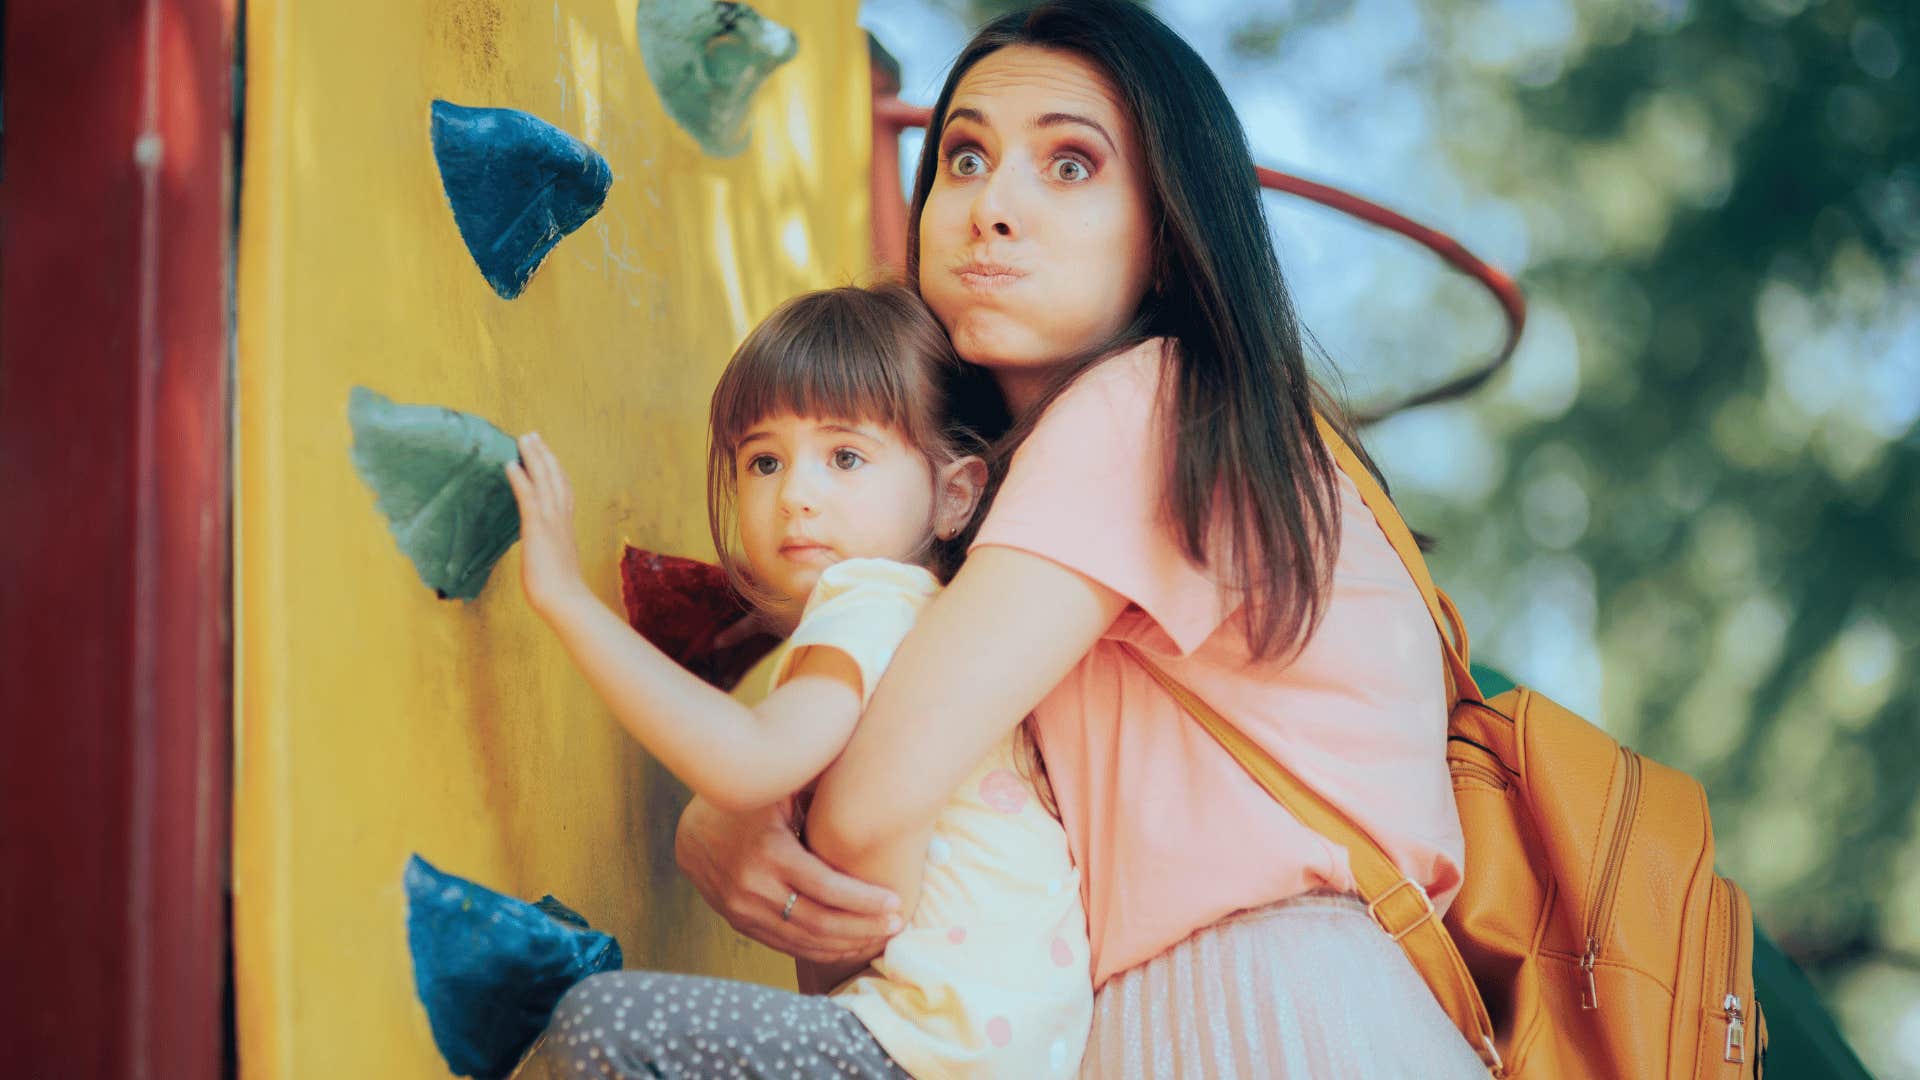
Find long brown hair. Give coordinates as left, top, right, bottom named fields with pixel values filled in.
left=910, top=0, right=1405, bottom=662
left=705, top=283, right=992, bottom=607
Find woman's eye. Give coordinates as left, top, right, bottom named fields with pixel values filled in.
left=949, top=150, right=986, bottom=178
left=1049, top=156, right=1092, bottom=183
left=832, top=449, right=866, bottom=471
left=745, top=455, right=780, bottom=477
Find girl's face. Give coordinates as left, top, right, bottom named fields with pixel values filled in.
left=731, top=413, right=966, bottom=610
left=917, top=45, right=1158, bottom=412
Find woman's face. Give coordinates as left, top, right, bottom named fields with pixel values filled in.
left=917, top=45, right=1157, bottom=411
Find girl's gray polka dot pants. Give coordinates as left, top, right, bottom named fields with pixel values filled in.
left=542, top=970, right=911, bottom=1079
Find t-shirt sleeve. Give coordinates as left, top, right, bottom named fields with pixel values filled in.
left=767, top=559, right=940, bottom=708
left=970, top=341, right=1235, bottom=655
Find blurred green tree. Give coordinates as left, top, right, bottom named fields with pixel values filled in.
left=1401, top=0, right=1917, bottom=1068
left=1414, top=0, right=1916, bottom=963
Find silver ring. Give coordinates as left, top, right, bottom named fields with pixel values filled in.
left=781, top=891, right=798, bottom=921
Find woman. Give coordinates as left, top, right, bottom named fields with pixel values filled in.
left=679, top=2, right=1490, bottom=1074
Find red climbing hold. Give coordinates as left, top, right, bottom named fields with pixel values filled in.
left=618, top=546, right=779, bottom=691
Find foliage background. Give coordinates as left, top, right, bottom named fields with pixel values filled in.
left=860, top=0, right=1919, bottom=1072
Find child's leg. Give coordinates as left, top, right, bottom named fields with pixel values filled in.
left=543, top=970, right=908, bottom=1079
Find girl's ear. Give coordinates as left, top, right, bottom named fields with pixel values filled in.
left=932, top=455, right=988, bottom=540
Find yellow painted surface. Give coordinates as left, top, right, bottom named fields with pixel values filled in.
left=234, top=2, right=869, bottom=1075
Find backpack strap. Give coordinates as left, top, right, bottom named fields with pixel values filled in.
left=1111, top=416, right=1506, bottom=1071
left=1310, top=414, right=1482, bottom=706
left=1120, top=642, right=1504, bottom=1076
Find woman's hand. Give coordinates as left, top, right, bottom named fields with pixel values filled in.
left=675, top=795, right=901, bottom=965
left=505, top=432, right=593, bottom=620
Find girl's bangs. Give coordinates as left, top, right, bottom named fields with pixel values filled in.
left=712, top=320, right=922, bottom=454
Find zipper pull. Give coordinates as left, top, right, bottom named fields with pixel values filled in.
left=1723, top=994, right=1746, bottom=1064
left=1579, top=939, right=1599, bottom=1010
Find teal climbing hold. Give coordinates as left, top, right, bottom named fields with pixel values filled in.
left=636, top=0, right=798, bottom=158
left=348, top=387, right=522, bottom=601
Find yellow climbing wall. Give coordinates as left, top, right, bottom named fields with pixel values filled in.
left=233, top=2, right=868, bottom=1076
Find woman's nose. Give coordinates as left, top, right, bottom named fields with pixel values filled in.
left=968, top=170, right=1018, bottom=240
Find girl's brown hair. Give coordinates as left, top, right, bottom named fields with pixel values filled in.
left=705, top=283, right=997, bottom=607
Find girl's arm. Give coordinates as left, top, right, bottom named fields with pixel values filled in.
left=538, top=589, right=867, bottom=811
left=508, top=433, right=862, bottom=813
left=806, top=545, right=1127, bottom=898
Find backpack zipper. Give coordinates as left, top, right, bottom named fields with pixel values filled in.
left=1580, top=747, right=1642, bottom=1010
left=1723, top=884, right=1748, bottom=1064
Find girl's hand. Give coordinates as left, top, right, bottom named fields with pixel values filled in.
left=505, top=432, right=592, bottom=620
left=675, top=795, right=900, bottom=966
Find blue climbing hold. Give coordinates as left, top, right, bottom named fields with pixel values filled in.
left=404, top=854, right=624, bottom=1080
left=430, top=101, right=613, bottom=299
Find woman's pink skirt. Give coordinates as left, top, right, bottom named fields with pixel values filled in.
left=1081, top=892, right=1489, bottom=1079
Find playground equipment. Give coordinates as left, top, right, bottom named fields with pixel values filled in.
left=4, top=2, right=1864, bottom=1077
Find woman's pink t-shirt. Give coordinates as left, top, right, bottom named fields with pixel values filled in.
left=970, top=339, right=1465, bottom=989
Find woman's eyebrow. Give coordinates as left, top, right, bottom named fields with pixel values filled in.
left=945, top=106, right=1118, bottom=156
left=1035, top=112, right=1116, bottom=154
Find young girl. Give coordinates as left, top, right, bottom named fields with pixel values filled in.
left=507, top=284, right=1091, bottom=1079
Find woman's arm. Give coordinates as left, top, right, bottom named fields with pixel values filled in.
left=806, top=546, right=1127, bottom=897
left=675, top=795, right=901, bottom=964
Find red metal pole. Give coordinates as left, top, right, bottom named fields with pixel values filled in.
left=0, top=0, right=237, bottom=1075
left=870, top=57, right=913, bottom=273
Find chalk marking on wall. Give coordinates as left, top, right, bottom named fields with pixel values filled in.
left=564, top=13, right=605, bottom=143
left=578, top=208, right=664, bottom=311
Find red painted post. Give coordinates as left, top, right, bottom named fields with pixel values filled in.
left=0, top=0, right=237, bottom=1075
left=869, top=68, right=912, bottom=273
left=870, top=98, right=930, bottom=274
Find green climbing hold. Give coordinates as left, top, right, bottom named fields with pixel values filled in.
left=636, top=0, right=798, bottom=158
left=348, top=387, right=522, bottom=601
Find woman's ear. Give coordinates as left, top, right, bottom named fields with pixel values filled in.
left=932, top=455, right=989, bottom=540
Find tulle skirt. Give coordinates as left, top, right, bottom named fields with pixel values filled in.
left=1081, top=892, right=1489, bottom=1079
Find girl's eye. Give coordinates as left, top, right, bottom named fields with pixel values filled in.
left=745, top=455, right=781, bottom=477
left=1049, top=156, right=1092, bottom=183
left=831, top=449, right=866, bottom=471
left=948, top=149, right=987, bottom=178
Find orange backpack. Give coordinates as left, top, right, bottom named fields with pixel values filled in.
left=1124, top=417, right=1767, bottom=1078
